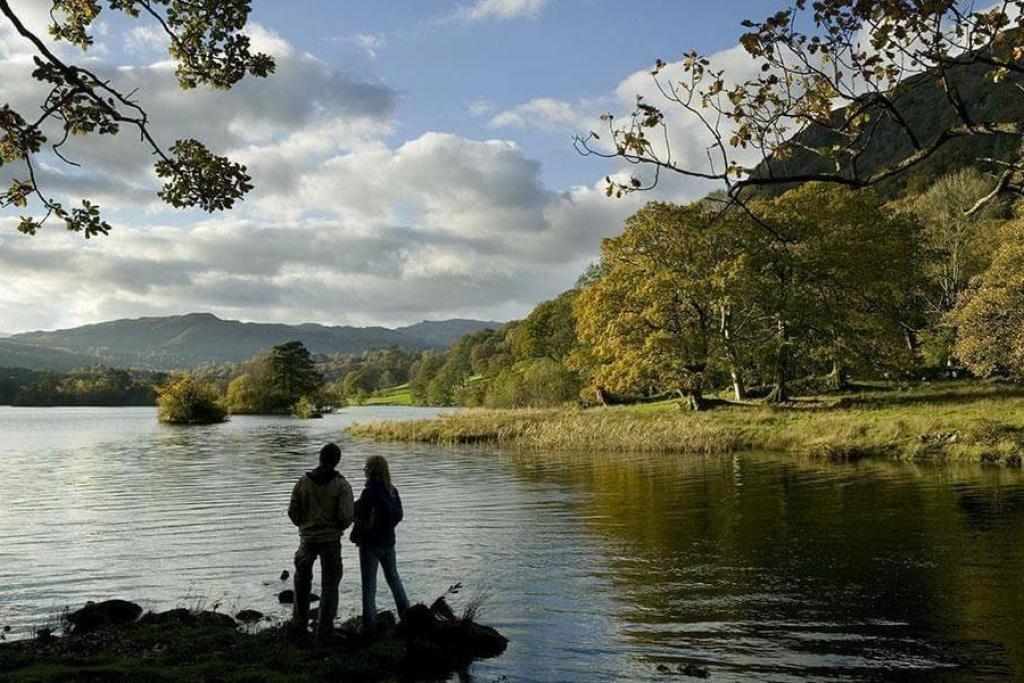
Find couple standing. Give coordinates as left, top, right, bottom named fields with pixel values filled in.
left=287, top=442, right=410, bottom=641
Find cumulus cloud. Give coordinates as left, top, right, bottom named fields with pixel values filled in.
left=454, top=0, right=550, bottom=22
left=1, top=3, right=656, bottom=334
left=488, top=97, right=580, bottom=132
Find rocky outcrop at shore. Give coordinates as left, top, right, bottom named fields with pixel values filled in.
left=0, top=595, right=508, bottom=681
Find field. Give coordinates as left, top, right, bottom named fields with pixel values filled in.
left=359, top=384, right=414, bottom=406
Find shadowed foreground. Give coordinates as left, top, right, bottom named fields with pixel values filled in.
left=0, top=598, right=507, bottom=682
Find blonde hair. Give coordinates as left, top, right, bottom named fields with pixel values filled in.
left=364, top=455, right=393, bottom=493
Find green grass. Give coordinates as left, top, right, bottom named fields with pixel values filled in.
left=360, top=384, right=413, bottom=406
left=347, top=380, right=1024, bottom=466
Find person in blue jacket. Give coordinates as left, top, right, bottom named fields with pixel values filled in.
left=352, top=454, right=410, bottom=635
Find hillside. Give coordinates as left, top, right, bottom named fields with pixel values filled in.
left=0, top=339, right=114, bottom=373
left=5, top=313, right=502, bottom=371
left=758, top=54, right=1024, bottom=197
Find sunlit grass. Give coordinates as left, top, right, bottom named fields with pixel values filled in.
left=347, top=381, right=1024, bottom=465
left=360, top=384, right=414, bottom=406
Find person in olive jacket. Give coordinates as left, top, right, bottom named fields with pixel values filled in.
left=288, top=442, right=354, bottom=641
left=352, top=455, right=410, bottom=635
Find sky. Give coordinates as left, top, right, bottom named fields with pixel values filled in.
left=0, top=0, right=781, bottom=333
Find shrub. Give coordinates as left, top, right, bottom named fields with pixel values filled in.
left=156, top=373, right=228, bottom=424
left=484, top=359, right=580, bottom=408
left=292, top=396, right=322, bottom=419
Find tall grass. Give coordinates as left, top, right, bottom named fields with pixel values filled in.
left=347, top=381, right=1024, bottom=466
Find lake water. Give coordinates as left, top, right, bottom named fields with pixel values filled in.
left=1, top=406, right=1023, bottom=681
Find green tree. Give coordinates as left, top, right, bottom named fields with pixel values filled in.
left=1, top=0, right=275, bottom=236
left=955, top=225, right=1024, bottom=379
left=224, top=372, right=264, bottom=414
left=484, top=358, right=580, bottom=409
left=753, top=185, right=921, bottom=395
left=268, top=341, right=322, bottom=410
left=907, top=170, right=1009, bottom=366
left=156, top=372, right=227, bottom=424
left=573, top=201, right=742, bottom=410
left=409, top=351, right=445, bottom=404
left=341, top=368, right=374, bottom=404
left=509, top=292, right=578, bottom=362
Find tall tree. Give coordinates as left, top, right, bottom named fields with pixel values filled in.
left=753, top=185, right=921, bottom=394
left=0, top=0, right=274, bottom=236
left=269, top=341, right=322, bottom=410
left=573, top=202, right=749, bottom=410
left=955, top=223, right=1024, bottom=379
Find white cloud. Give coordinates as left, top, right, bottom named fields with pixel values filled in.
left=454, top=0, right=550, bottom=23
left=468, top=97, right=495, bottom=118
left=123, top=24, right=166, bottom=57
left=489, top=97, right=580, bottom=132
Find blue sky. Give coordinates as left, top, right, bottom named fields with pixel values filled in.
left=253, top=0, right=780, bottom=188
left=0, top=0, right=780, bottom=332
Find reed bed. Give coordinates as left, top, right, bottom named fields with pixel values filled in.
left=347, top=382, right=1024, bottom=465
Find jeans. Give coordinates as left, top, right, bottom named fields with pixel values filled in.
left=359, top=545, right=410, bottom=633
left=293, top=538, right=342, bottom=639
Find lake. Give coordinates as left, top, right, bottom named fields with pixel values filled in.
left=1, top=406, right=1023, bottom=681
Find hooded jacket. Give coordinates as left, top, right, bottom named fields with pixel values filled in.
left=288, top=465, right=355, bottom=542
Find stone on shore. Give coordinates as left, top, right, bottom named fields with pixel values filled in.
left=66, top=599, right=143, bottom=634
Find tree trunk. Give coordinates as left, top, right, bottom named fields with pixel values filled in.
left=676, top=376, right=708, bottom=411
left=730, top=370, right=746, bottom=403
left=827, top=360, right=849, bottom=391
left=687, top=390, right=707, bottom=412
left=594, top=386, right=610, bottom=407
left=766, top=319, right=789, bottom=404
left=720, top=305, right=746, bottom=401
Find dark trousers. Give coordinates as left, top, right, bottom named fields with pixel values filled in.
left=293, top=538, right=342, bottom=638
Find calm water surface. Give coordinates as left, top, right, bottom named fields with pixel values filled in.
left=1, top=406, right=1023, bottom=681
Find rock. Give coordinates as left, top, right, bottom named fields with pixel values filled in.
left=137, top=609, right=235, bottom=630
left=429, top=596, right=457, bottom=623
left=66, top=599, right=143, bottom=634
left=462, top=622, right=508, bottom=659
left=678, top=662, right=711, bottom=678
left=280, top=570, right=289, bottom=581
left=138, top=608, right=193, bottom=626
left=194, top=611, right=237, bottom=629
left=277, top=590, right=317, bottom=604
left=235, top=609, right=263, bottom=624
left=377, top=609, right=397, bottom=632
left=402, top=604, right=438, bottom=638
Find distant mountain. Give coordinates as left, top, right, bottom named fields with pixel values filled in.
left=398, top=319, right=505, bottom=348
left=6, top=313, right=502, bottom=371
left=0, top=339, right=108, bottom=373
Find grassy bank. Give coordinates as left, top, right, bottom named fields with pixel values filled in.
left=360, top=384, right=414, bottom=406
left=348, top=381, right=1024, bottom=466
left=0, top=599, right=506, bottom=682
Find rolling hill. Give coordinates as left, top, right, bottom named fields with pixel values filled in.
left=4, top=313, right=503, bottom=371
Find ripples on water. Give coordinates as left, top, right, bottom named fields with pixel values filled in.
left=1, top=406, right=1023, bottom=681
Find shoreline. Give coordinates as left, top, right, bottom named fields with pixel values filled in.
left=346, top=381, right=1024, bottom=466
left=0, top=598, right=507, bottom=682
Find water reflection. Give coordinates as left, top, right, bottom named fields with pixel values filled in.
left=504, top=451, right=1024, bottom=680
left=1, top=407, right=1022, bottom=681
